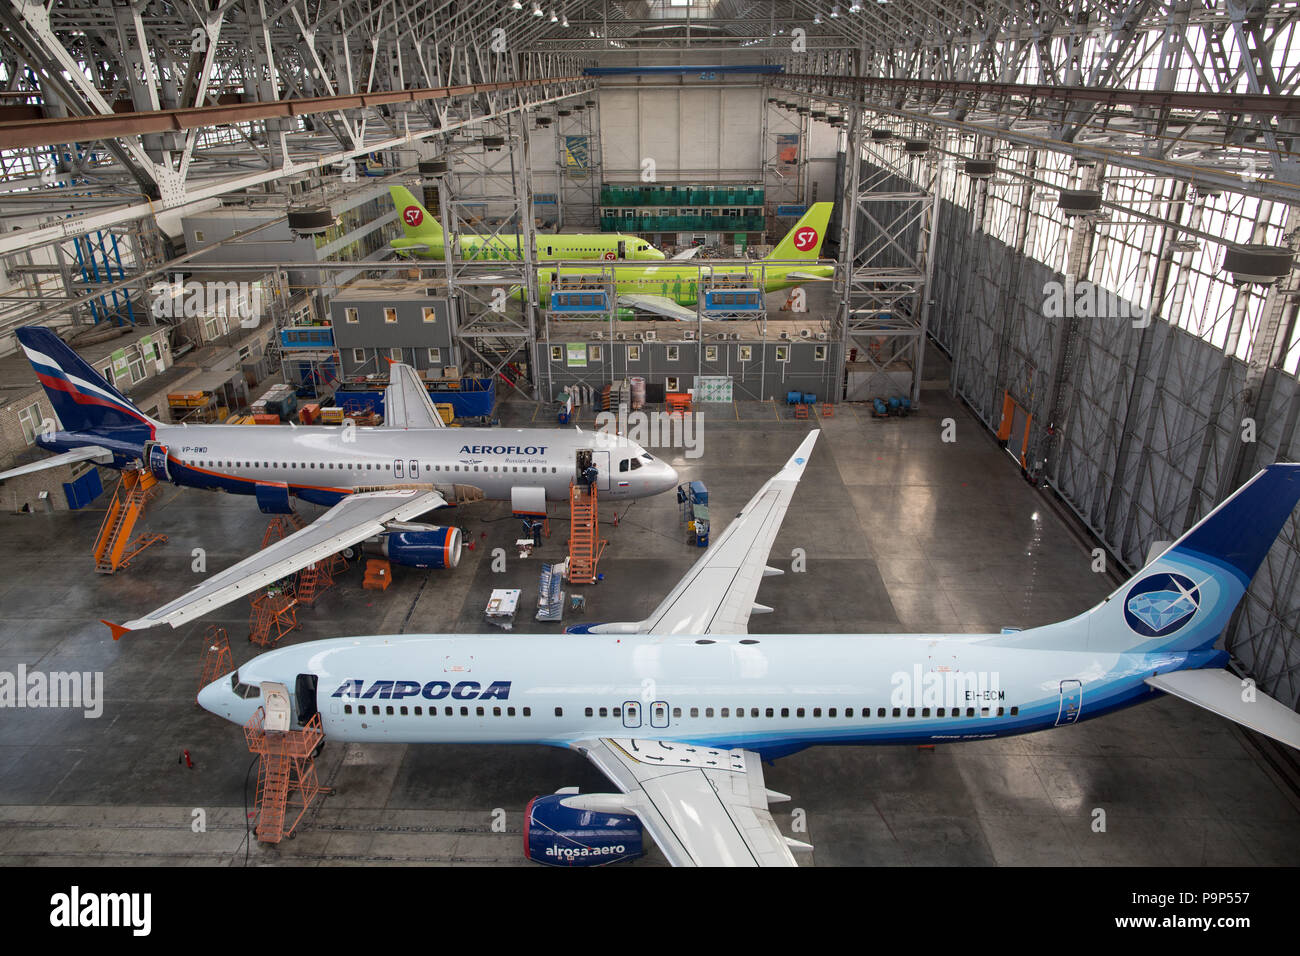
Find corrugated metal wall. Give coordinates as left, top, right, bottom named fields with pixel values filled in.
left=857, top=159, right=1300, bottom=710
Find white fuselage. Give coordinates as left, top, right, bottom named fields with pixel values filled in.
left=154, top=423, right=677, bottom=506
left=199, top=630, right=1215, bottom=757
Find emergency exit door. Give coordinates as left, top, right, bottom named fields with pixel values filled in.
left=1055, top=680, right=1083, bottom=726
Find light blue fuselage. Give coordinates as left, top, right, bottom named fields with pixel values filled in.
left=199, top=629, right=1227, bottom=760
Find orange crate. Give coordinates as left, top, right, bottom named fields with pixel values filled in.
left=253, top=413, right=280, bottom=424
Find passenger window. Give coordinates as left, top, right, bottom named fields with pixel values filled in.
left=507, top=707, right=516, bottom=716
left=1010, top=706, right=1019, bottom=716
left=476, top=706, right=484, bottom=716
left=921, top=707, right=930, bottom=717
left=721, top=708, right=729, bottom=717
left=344, top=705, right=352, bottom=714
left=796, top=707, right=805, bottom=718
left=599, top=707, right=608, bottom=717
left=494, top=707, right=502, bottom=716
left=845, top=708, right=853, bottom=718
left=892, top=708, right=901, bottom=717
left=906, top=707, right=916, bottom=717
left=585, top=707, right=593, bottom=717
left=828, top=708, right=837, bottom=718
left=813, top=708, right=822, bottom=717
left=400, top=706, right=408, bottom=715
left=672, top=707, right=681, bottom=718
left=385, top=705, right=394, bottom=715
left=460, top=706, right=469, bottom=716
left=937, top=707, right=945, bottom=717
left=690, top=708, right=699, bottom=718
left=554, top=707, right=563, bottom=717
left=523, top=707, right=531, bottom=717
left=765, top=708, right=774, bottom=718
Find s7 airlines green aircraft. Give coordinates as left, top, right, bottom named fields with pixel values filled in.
left=388, top=185, right=666, bottom=261
left=527, top=202, right=836, bottom=321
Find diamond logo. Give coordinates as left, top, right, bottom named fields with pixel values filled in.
left=1123, top=572, right=1201, bottom=638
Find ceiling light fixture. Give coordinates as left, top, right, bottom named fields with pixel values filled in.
left=561, top=12, right=569, bottom=26
left=532, top=2, right=543, bottom=16
left=550, top=8, right=558, bottom=21
left=510, top=0, right=522, bottom=8
left=814, top=12, right=822, bottom=23
left=830, top=5, right=839, bottom=17
left=849, top=2, right=862, bottom=12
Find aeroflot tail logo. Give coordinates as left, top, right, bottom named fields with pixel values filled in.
left=1123, top=572, right=1201, bottom=638
left=332, top=679, right=511, bottom=700
left=459, top=444, right=547, bottom=456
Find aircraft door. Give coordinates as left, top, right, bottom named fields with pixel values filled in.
left=409, top=459, right=419, bottom=480
left=622, top=701, right=641, bottom=729
left=650, top=701, right=670, bottom=729
left=593, top=450, right=611, bottom=491
left=617, top=240, right=627, bottom=259
left=394, top=459, right=404, bottom=479
left=295, top=673, right=319, bottom=726
left=146, top=442, right=170, bottom=481
left=1055, top=679, right=1083, bottom=726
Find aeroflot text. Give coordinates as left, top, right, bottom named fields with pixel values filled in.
left=331, top=679, right=511, bottom=700
left=459, top=445, right=547, bottom=456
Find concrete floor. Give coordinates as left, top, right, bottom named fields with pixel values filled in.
left=1, top=370, right=1297, bottom=866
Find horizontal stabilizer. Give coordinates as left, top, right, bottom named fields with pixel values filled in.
left=1146, top=669, right=1300, bottom=750
left=671, top=246, right=702, bottom=260
left=751, top=602, right=773, bottom=615
left=0, top=445, right=114, bottom=481
left=784, top=837, right=814, bottom=852
left=763, top=566, right=783, bottom=577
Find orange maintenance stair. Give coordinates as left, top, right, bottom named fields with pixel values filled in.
left=243, top=708, right=329, bottom=844
left=568, top=482, right=608, bottom=585
left=93, top=469, right=167, bottom=573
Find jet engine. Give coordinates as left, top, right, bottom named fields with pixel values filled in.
left=523, top=792, right=643, bottom=867
left=364, top=523, right=462, bottom=569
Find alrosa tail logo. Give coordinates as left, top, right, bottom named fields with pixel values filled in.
left=793, top=227, right=819, bottom=251
left=1123, top=572, right=1202, bottom=637
left=404, top=205, right=424, bottom=226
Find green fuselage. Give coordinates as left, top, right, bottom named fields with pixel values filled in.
left=533, top=261, right=835, bottom=307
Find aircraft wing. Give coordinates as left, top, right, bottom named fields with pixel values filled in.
left=0, top=445, right=114, bottom=480
left=617, top=293, right=697, bottom=322
left=115, top=488, right=446, bottom=634
left=637, top=430, right=819, bottom=634
left=383, top=362, right=444, bottom=429
left=670, top=246, right=702, bottom=260
left=570, top=738, right=806, bottom=867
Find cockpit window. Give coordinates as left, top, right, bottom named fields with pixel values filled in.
left=630, top=458, right=642, bottom=470
left=230, top=673, right=261, bottom=699
left=619, top=458, right=629, bottom=472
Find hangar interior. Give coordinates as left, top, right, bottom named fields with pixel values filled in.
left=0, top=0, right=1297, bottom=866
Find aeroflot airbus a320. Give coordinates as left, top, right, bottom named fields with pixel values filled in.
left=5, top=327, right=676, bottom=635
left=200, top=430, right=1300, bottom=866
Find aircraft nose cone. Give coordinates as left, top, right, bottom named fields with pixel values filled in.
left=196, top=676, right=226, bottom=716
left=661, top=461, right=679, bottom=491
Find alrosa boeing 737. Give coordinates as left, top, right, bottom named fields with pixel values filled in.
left=4, top=327, right=676, bottom=635
left=389, top=185, right=668, bottom=262
left=198, top=430, right=1300, bottom=866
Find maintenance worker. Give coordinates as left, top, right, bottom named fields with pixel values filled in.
left=583, top=463, right=598, bottom=493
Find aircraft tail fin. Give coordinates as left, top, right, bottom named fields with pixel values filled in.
left=983, top=463, right=1300, bottom=654
left=390, top=185, right=444, bottom=242
left=766, top=203, right=833, bottom=260
left=15, top=326, right=160, bottom=440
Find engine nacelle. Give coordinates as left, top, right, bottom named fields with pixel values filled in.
left=366, top=525, right=462, bottom=569
left=523, top=793, right=643, bottom=867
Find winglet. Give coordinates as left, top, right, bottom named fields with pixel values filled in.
left=101, top=619, right=132, bottom=641
left=774, top=430, right=820, bottom=484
